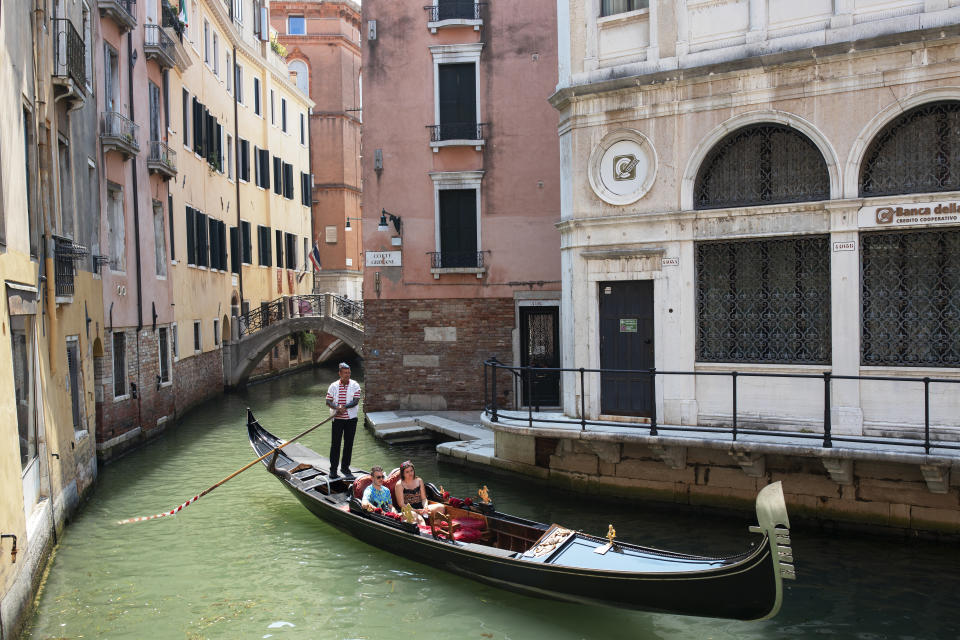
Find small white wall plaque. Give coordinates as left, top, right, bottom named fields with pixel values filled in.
left=365, top=251, right=402, bottom=267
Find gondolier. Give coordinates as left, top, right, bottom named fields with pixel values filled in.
left=326, top=362, right=362, bottom=478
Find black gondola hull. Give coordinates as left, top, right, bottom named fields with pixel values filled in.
left=248, top=411, right=793, bottom=620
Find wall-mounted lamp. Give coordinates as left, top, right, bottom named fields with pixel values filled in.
left=344, top=217, right=363, bottom=230
left=378, top=209, right=401, bottom=234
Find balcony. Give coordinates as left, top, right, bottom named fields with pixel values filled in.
left=147, top=141, right=177, bottom=179
left=161, top=0, right=184, bottom=41
left=429, top=250, right=488, bottom=278
left=101, top=111, right=140, bottom=158
left=427, top=122, right=487, bottom=151
left=144, top=24, right=176, bottom=69
left=52, top=18, right=86, bottom=106
left=53, top=235, right=89, bottom=301
left=424, top=1, right=485, bottom=33
left=98, top=0, right=137, bottom=32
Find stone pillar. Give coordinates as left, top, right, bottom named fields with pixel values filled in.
left=647, top=0, right=660, bottom=61
left=831, top=0, right=853, bottom=29
left=828, top=203, right=863, bottom=435
left=655, top=0, right=677, bottom=60
left=675, top=0, right=689, bottom=57
left=746, top=0, right=767, bottom=43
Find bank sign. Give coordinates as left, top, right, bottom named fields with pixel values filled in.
left=858, top=201, right=960, bottom=228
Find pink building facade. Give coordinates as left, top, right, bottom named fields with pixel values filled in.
left=361, top=0, right=561, bottom=411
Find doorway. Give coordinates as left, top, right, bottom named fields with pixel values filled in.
left=519, top=306, right=560, bottom=407
left=599, top=280, right=654, bottom=416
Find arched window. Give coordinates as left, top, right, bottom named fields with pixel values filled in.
left=694, top=124, right=830, bottom=210
left=859, top=101, right=960, bottom=197
left=288, top=59, right=309, bottom=96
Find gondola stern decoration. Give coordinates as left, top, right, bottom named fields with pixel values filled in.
left=749, top=481, right=796, bottom=621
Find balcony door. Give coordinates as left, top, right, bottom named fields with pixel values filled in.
left=438, top=188, right=477, bottom=267
left=438, top=62, right=476, bottom=140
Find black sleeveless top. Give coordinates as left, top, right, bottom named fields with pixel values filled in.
left=402, top=480, right=423, bottom=509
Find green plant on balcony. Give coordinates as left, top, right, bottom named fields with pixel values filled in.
left=270, top=34, right=287, bottom=59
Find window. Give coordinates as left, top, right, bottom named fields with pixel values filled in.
left=208, top=218, right=227, bottom=271
left=203, top=20, right=210, bottom=64
left=860, top=101, right=960, bottom=198
left=257, top=225, right=272, bottom=266
left=66, top=338, right=83, bottom=430
left=213, top=318, right=221, bottom=346
left=12, top=315, right=37, bottom=469
left=270, top=89, right=275, bottom=125
left=172, top=323, right=179, bottom=360
left=23, top=107, right=38, bottom=257
left=239, top=139, right=249, bottom=181
left=241, top=220, right=252, bottom=264
left=230, top=227, right=240, bottom=273
left=281, top=98, right=287, bottom=132
left=158, top=327, right=171, bottom=384
left=253, top=77, right=262, bottom=115
left=57, top=139, right=72, bottom=235
left=149, top=82, right=161, bottom=143
left=273, top=156, right=283, bottom=195
left=193, top=320, right=202, bottom=352
left=153, top=199, right=167, bottom=277
left=233, top=0, right=243, bottom=23
left=163, top=70, right=170, bottom=131
left=213, top=32, right=220, bottom=76
left=226, top=53, right=232, bottom=92
left=226, top=135, right=234, bottom=180
left=300, top=113, right=306, bottom=145
left=107, top=183, right=125, bottom=271
left=113, top=331, right=127, bottom=398
left=695, top=236, right=831, bottom=364
left=438, top=189, right=478, bottom=267
left=301, top=172, right=312, bottom=207
left=288, top=59, right=309, bottom=95
left=288, top=15, right=305, bottom=35
left=694, top=124, right=830, bottom=210
left=285, top=232, right=298, bottom=270
left=303, top=237, right=309, bottom=270
left=182, top=89, right=190, bottom=148
left=82, top=2, right=92, bottom=89
left=256, top=148, right=270, bottom=189
left=275, top=229, right=284, bottom=268
left=435, top=0, right=483, bottom=20
left=235, top=63, right=244, bottom=104
left=104, top=44, right=119, bottom=112
left=437, top=63, right=478, bottom=141
left=600, top=0, right=647, bottom=16
left=283, top=162, right=294, bottom=199
left=168, top=193, right=175, bottom=261
left=861, top=228, right=960, bottom=367
left=186, top=206, right=210, bottom=268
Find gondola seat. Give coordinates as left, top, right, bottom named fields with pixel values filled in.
left=352, top=474, right=373, bottom=499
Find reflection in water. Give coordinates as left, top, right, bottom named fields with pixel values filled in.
left=26, top=367, right=960, bottom=639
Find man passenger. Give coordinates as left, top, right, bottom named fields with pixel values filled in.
left=361, top=466, right=395, bottom=513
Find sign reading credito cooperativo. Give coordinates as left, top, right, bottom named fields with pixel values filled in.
left=858, top=201, right=960, bottom=228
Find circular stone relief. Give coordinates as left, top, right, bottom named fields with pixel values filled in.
left=588, top=129, right=658, bottom=206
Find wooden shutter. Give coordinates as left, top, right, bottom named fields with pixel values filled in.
left=275, top=229, right=284, bottom=269
left=230, top=226, right=240, bottom=273
left=186, top=206, right=196, bottom=265
left=439, top=189, right=477, bottom=267
left=439, top=63, right=476, bottom=129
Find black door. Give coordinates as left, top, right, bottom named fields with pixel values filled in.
left=520, top=307, right=560, bottom=407
left=599, top=281, right=654, bottom=416
left=439, top=189, right=477, bottom=267
left=438, top=62, right=476, bottom=140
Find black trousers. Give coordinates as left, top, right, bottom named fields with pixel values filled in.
left=329, top=417, right=357, bottom=474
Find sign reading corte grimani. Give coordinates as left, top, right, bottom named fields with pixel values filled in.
left=858, top=201, right=960, bottom=228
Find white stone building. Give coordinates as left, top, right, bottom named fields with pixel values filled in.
left=552, top=0, right=960, bottom=439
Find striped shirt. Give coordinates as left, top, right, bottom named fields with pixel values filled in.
left=326, top=379, right=361, bottom=419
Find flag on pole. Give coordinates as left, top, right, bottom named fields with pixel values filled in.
left=179, top=0, right=189, bottom=26
left=309, top=243, right=322, bottom=271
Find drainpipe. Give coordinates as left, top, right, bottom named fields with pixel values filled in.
left=230, top=1, right=244, bottom=306
left=307, top=106, right=314, bottom=293
left=128, top=33, right=143, bottom=333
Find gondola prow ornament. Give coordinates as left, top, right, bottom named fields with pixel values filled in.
left=594, top=524, right=617, bottom=555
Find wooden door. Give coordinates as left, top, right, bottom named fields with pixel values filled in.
left=599, top=281, right=654, bottom=416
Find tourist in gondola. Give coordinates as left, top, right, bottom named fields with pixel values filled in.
left=325, top=362, right=362, bottom=479
left=361, top=466, right=396, bottom=513
left=394, top=460, right=443, bottom=524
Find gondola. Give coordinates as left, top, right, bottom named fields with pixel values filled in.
left=247, top=409, right=796, bottom=620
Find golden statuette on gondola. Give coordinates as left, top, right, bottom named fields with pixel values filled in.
left=401, top=503, right=417, bottom=524
left=478, top=485, right=492, bottom=504
left=594, top=524, right=617, bottom=555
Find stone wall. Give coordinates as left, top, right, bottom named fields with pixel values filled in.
left=173, top=348, right=225, bottom=417
left=364, top=298, right=515, bottom=412
left=493, top=432, right=960, bottom=535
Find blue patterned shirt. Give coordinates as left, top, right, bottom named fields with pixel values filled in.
left=363, top=484, right=392, bottom=510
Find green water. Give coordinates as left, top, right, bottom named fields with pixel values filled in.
left=25, top=367, right=960, bottom=639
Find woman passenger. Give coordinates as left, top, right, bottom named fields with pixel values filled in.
left=394, top=460, right=443, bottom=522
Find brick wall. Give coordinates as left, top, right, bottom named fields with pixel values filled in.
left=364, top=298, right=515, bottom=411
left=173, top=348, right=224, bottom=417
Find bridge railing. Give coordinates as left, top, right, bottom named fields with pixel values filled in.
left=235, top=293, right=362, bottom=338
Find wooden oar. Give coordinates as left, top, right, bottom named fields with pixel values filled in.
left=117, top=414, right=336, bottom=525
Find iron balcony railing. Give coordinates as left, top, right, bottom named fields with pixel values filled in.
left=161, top=0, right=184, bottom=40
left=424, top=1, right=486, bottom=21
left=333, top=295, right=363, bottom=325
left=483, top=359, right=960, bottom=455
left=147, top=140, right=177, bottom=176
left=144, top=24, right=176, bottom=68
left=429, top=250, right=487, bottom=269
left=52, top=18, right=86, bottom=88
left=101, top=110, right=140, bottom=155
left=98, top=0, right=137, bottom=30
left=428, top=122, right=487, bottom=142
left=53, top=235, right=89, bottom=298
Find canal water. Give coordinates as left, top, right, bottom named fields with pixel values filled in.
left=25, top=367, right=960, bottom=639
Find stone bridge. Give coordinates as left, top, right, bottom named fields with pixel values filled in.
left=222, top=293, right=363, bottom=388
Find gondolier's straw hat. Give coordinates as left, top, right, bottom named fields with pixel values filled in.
left=338, top=362, right=351, bottom=370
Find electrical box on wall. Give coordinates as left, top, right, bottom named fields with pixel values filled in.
left=368, top=20, right=377, bottom=40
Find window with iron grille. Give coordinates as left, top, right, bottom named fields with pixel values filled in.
left=861, top=228, right=960, bottom=367
left=859, top=101, right=960, bottom=197
left=158, top=327, right=170, bottom=383
left=696, top=236, right=831, bottom=364
left=694, top=124, right=830, bottom=210
left=600, top=0, right=647, bottom=16
left=112, top=331, right=126, bottom=398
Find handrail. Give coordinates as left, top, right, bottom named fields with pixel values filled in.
left=235, top=293, right=363, bottom=338
left=424, top=2, right=486, bottom=21
left=482, top=359, right=960, bottom=454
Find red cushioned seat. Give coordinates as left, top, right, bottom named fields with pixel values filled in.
left=453, top=517, right=485, bottom=530
left=452, top=527, right=482, bottom=543
left=353, top=475, right=372, bottom=499
left=382, top=469, right=402, bottom=509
